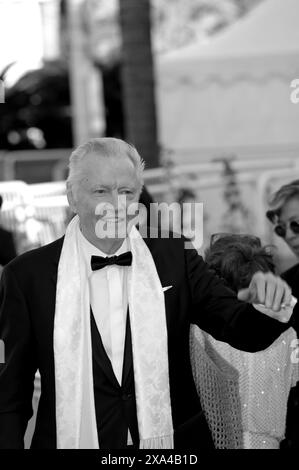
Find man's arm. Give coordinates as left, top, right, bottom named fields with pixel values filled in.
left=0, top=265, right=37, bottom=448
left=185, top=248, right=294, bottom=352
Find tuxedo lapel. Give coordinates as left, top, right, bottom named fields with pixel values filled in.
left=90, top=308, right=134, bottom=389
left=121, top=309, right=133, bottom=387
left=90, top=309, right=120, bottom=389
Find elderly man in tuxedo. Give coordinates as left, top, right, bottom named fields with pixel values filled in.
left=0, top=138, right=296, bottom=450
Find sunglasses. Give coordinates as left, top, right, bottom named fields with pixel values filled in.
left=274, top=220, right=299, bottom=238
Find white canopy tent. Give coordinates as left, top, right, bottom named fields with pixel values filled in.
left=155, top=0, right=299, bottom=162
left=0, top=0, right=44, bottom=86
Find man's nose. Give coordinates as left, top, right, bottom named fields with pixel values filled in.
left=110, top=190, right=119, bottom=208
left=110, top=191, right=126, bottom=213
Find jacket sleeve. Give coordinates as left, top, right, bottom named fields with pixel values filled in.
left=185, top=247, right=294, bottom=352
left=0, top=230, right=17, bottom=266
left=0, top=265, right=37, bottom=448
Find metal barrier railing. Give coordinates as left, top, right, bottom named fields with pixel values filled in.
left=0, top=156, right=299, bottom=252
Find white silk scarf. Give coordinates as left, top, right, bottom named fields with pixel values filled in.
left=53, top=215, right=174, bottom=449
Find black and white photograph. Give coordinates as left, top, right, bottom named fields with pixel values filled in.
left=0, top=0, right=299, bottom=459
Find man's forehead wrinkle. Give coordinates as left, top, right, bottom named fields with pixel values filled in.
left=87, top=150, right=134, bottom=167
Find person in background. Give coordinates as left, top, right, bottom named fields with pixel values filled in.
left=190, top=233, right=298, bottom=449
left=0, top=195, right=17, bottom=271
left=267, top=180, right=299, bottom=448
left=266, top=180, right=299, bottom=332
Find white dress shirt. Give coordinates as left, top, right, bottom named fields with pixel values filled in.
left=79, top=230, right=130, bottom=385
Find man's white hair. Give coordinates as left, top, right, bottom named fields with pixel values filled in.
left=66, top=137, right=145, bottom=192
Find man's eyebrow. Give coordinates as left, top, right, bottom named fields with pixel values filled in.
left=91, top=184, right=111, bottom=190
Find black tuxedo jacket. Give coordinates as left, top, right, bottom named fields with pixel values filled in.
left=0, top=234, right=293, bottom=449
left=0, top=227, right=17, bottom=266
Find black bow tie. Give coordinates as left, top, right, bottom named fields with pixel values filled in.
left=91, top=252, right=132, bottom=271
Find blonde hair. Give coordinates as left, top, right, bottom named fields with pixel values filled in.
left=66, top=137, right=145, bottom=193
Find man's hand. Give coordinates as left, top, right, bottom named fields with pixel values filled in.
left=237, top=271, right=292, bottom=312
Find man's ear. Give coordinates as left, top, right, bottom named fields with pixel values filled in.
left=66, top=181, right=77, bottom=214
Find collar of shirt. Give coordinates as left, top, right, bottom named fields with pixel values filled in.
left=78, top=229, right=130, bottom=277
